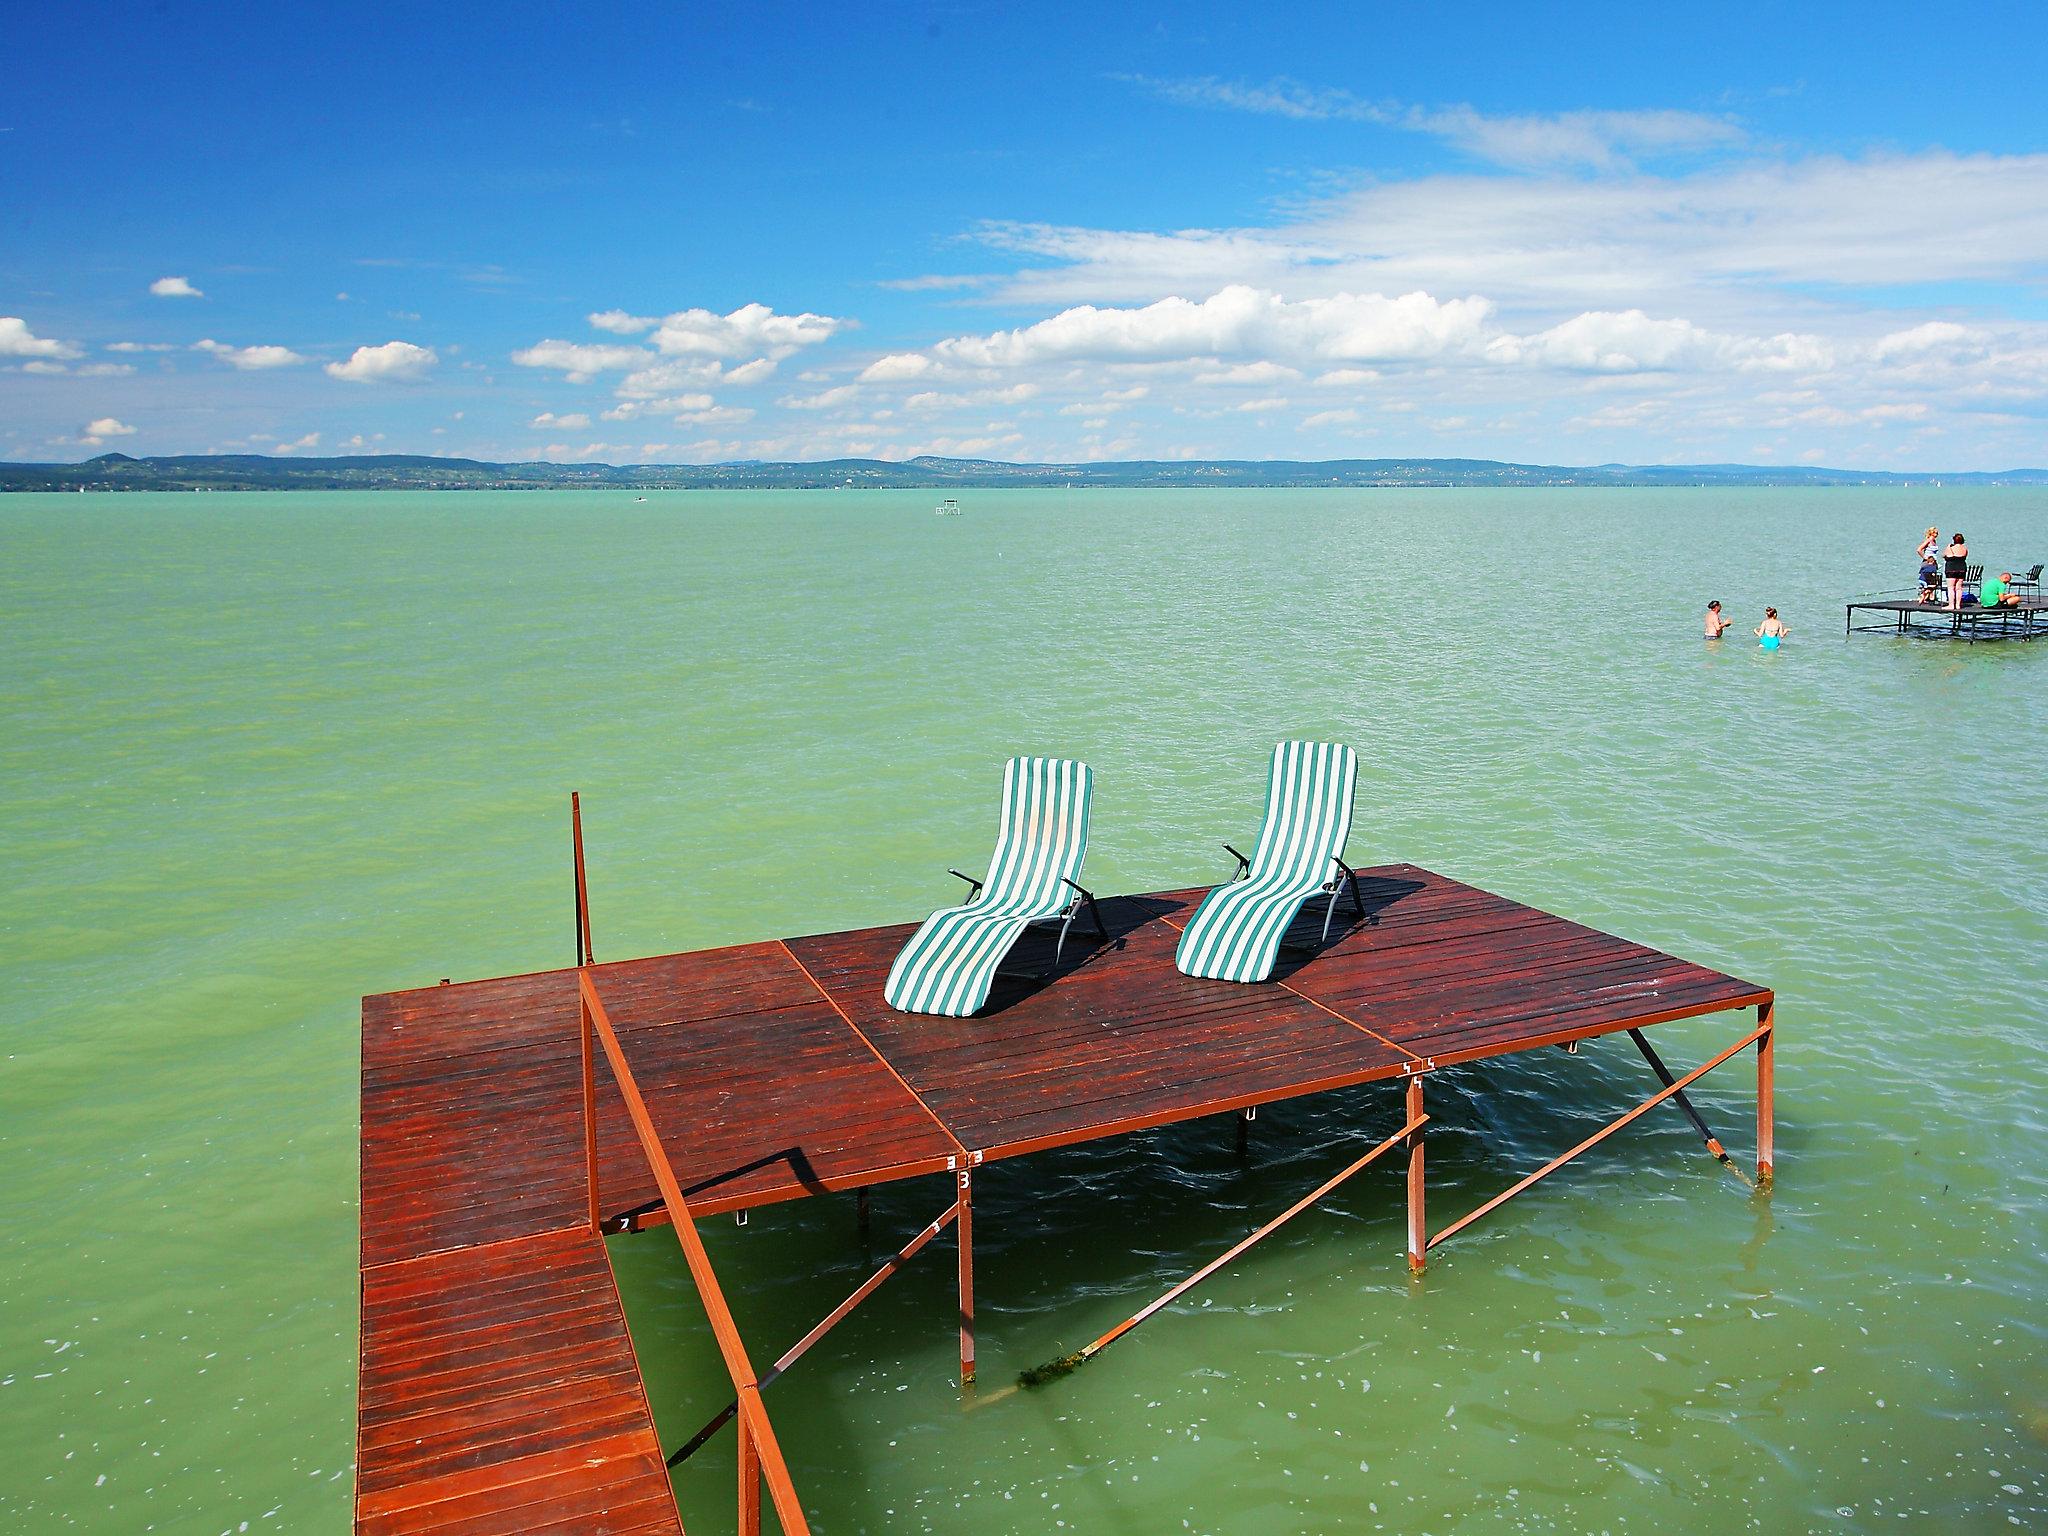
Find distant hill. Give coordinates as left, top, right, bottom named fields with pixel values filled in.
left=3, top=451, right=2044, bottom=492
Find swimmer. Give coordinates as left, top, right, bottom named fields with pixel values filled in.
left=1704, top=600, right=1733, bottom=638
left=1756, top=607, right=1788, bottom=647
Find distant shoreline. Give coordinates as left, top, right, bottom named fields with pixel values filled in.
left=3, top=451, right=2043, bottom=492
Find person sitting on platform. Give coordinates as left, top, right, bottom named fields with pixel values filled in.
left=1980, top=571, right=2020, bottom=608
left=1704, top=599, right=1733, bottom=638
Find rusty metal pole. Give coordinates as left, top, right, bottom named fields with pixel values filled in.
left=736, top=1414, right=760, bottom=1536
left=571, top=791, right=594, bottom=966
left=1405, top=1074, right=1426, bottom=1273
left=1756, top=1001, right=1775, bottom=1189
left=581, top=990, right=600, bottom=1234
left=957, top=1167, right=975, bottom=1384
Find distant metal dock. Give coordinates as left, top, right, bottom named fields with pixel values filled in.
left=1846, top=593, right=2048, bottom=640
left=357, top=858, right=1775, bottom=1534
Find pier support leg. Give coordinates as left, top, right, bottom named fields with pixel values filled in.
left=856, top=1186, right=871, bottom=1243
left=1405, top=1075, right=1426, bottom=1274
left=956, top=1168, right=975, bottom=1384
left=1756, top=1003, right=1775, bottom=1190
left=580, top=991, right=600, bottom=1235
left=736, top=1414, right=760, bottom=1536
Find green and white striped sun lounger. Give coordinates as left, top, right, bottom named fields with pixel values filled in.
left=1174, top=741, right=1364, bottom=984
left=884, top=756, right=1106, bottom=1017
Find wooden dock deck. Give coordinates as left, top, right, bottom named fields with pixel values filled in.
left=359, top=863, right=1774, bottom=1534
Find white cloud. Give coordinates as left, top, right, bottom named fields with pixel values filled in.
left=325, top=340, right=438, bottom=383
left=75, top=362, right=136, bottom=377
left=601, top=394, right=713, bottom=421
left=1194, top=360, right=1302, bottom=385
left=589, top=310, right=657, bottom=334
left=193, top=339, right=308, bottom=370
left=1121, top=76, right=1743, bottom=170
left=779, top=384, right=860, bottom=410
left=1485, top=310, right=1832, bottom=374
left=1870, top=321, right=1985, bottom=361
left=1301, top=408, right=1362, bottom=427
left=274, top=432, right=322, bottom=453
left=922, top=285, right=1495, bottom=371
left=0, top=317, right=82, bottom=360
left=105, top=341, right=177, bottom=354
left=650, top=302, right=846, bottom=359
left=859, top=352, right=935, bottom=382
left=82, top=417, right=137, bottom=444
left=530, top=411, right=590, bottom=430
left=1314, top=368, right=1380, bottom=387
left=510, top=339, right=651, bottom=382
left=149, top=275, right=204, bottom=298
left=722, top=357, right=779, bottom=386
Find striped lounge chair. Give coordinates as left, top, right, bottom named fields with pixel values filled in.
left=1174, top=741, right=1364, bottom=984
left=884, top=756, right=1107, bottom=1017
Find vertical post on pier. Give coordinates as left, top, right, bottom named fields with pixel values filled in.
left=956, top=1167, right=975, bottom=1384
left=571, top=791, right=594, bottom=966
left=856, top=1186, right=871, bottom=1243
left=1756, top=1001, right=1775, bottom=1190
left=736, top=1412, right=761, bottom=1536
left=1405, top=1073, right=1426, bottom=1273
left=580, top=988, right=600, bottom=1235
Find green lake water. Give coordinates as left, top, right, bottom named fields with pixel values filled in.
left=2, top=486, right=2044, bottom=1535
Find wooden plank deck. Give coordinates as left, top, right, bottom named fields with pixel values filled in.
left=356, top=1229, right=681, bottom=1536
left=358, top=861, right=1771, bottom=1534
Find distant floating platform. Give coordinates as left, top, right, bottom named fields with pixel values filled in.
left=1846, top=595, right=2048, bottom=640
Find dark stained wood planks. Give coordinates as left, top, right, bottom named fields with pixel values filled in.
left=356, top=1228, right=681, bottom=1535
left=786, top=895, right=1418, bottom=1159
left=357, top=862, right=1770, bottom=1532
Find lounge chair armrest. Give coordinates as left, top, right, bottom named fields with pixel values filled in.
left=1223, top=842, right=1252, bottom=880
left=948, top=868, right=985, bottom=897
left=1059, top=876, right=1095, bottom=900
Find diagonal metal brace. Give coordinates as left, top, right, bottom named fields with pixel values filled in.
left=1430, top=1020, right=1770, bottom=1250
left=668, top=1197, right=961, bottom=1468
left=1627, top=1027, right=1740, bottom=1173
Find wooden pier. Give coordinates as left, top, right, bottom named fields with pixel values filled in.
left=1846, top=593, right=2048, bottom=640
left=358, top=862, right=1774, bottom=1534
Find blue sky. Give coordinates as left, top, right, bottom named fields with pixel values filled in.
left=4, top=0, right=2045, bottom=468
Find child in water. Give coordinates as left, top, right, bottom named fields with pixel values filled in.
left=1704, top=600, right=1733, bottom=638
left=1756, top=608, right=1788, bottom=648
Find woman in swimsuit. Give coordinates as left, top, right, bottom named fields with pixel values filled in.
left=1918, top=527, right=1940, bottom=600
left=1944, top=532, right=1969, bottom=611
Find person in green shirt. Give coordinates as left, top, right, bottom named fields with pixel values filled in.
left=1980, top=571, right=2019, bottom=607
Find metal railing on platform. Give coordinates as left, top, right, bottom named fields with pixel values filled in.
left=580, top=967, right=811, bottom=1536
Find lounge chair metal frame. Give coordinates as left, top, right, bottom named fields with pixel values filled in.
left=1175, top=741, right=1362, bottom=985
left=884, top=756, right=1098, bottom=1016
left=1221, top=843, right=1364, bottom=950
left=951, top=868, right=1109, bottom=977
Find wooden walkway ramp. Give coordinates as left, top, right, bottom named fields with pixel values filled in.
left=358, top=863, right=1774, bottom=1534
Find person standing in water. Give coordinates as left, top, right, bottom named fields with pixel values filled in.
left=1756, top=608, right=1789, bottom=647
left=1944, top=532, right=1969, bottom=611
left=1704, top=600, right=1733, bottom=638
